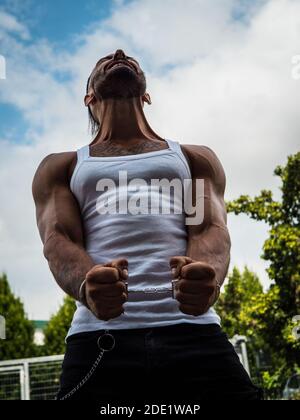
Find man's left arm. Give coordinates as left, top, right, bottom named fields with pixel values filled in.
left=170, top=145, right=231, bottom=316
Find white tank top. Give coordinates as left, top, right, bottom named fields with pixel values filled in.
left=67, top=138, right=220, bottom=337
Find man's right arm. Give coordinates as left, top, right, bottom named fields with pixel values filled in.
left=32, top=152, right=94, bottom=301
left=32, top=152, right=128, bottom=321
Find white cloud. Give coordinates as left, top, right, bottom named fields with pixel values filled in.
left=0, top=0, right=299, bottom=318
left=0, top=10, right=30, bottom=40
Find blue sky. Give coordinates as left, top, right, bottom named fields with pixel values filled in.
left=0, top=104, right=27, bottom=143
left=0, top=0, right=128, bottom=141
left=0, top=0, right=299, bottom=319
left=2, top=0, right=121, bottom=43
left=0, top=0, right=267, bottom=143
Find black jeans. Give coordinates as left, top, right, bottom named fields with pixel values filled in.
left=56, top=323, right=263, bottom=402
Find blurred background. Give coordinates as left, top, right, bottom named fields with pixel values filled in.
left=0, top=0, right=299, bottom=400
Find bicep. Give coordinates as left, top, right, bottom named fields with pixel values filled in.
left=37, top=186, right=84, bottom=246
left=32, top=154, right=84, bottom=247
left=188, top=177, right=227, bottom=237
left=185, top=145, right=228, bottom=235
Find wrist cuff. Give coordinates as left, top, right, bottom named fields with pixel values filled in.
left=78, top=279, right=89, bottom=308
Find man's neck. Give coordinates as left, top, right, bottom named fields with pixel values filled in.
left=92, top=97, right=162, bottom=145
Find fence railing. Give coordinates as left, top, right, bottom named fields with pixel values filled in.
left=0, top=355, right=63, bottom=400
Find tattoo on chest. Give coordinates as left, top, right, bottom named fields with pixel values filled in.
left=89, top=140, right=169, bottom=157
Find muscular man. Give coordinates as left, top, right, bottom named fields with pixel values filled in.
left=32, top=49, right=262, bottom=401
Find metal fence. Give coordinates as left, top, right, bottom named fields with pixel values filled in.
left=0, top=355, right=63, bottom=400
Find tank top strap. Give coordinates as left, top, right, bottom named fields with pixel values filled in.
left=165, top=138, right=182, bottom=153
left=166, top=139, right=192, bottom=178
left=77, top=145, right=90, bottom=163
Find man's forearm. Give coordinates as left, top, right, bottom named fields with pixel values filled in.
left=186, top=224, right=231, bottom=286
left=43, top=232, right=94, bottom=300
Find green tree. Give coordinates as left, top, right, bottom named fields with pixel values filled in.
left=42, top=295, right=76, bottom=355
left=0, top=273, right=36, bottom=360
left=216, top=266, right=265, bottom=380
left=227, top=152, right=300, bottom=396
left=216, top=266, right=263, bottom=338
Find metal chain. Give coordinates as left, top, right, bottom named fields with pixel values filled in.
left=126, top=280, right=179, bottom=298
left=128, top=287, right=172, bottom=294
left=58, top=348, right=105, bottom=400
left=58, top=331, right=115, bottom=401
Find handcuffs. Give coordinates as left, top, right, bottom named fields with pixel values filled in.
left=79, top=277, right=221, bottom=306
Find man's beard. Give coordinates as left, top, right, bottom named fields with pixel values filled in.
left=92, top=66, right=147, bottom=100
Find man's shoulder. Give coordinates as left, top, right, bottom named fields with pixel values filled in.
left=36, top=151, right=77, bottom=178
left=180, top=144, right=219, bottom=163
left=180, top=144, right=226, bottom=192
left=32, top=151, right=77, bottom=198
left=37, top=151, right=77, bottom=171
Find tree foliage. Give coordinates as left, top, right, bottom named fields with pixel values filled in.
left=42, top=295, right=76, bottom=355
left=216, top=266, right=263, bottom=338
left=0, top=273, right=36, bottom=360
left=226, top=152, right=300, bottom=396
left=216, top=266, right=266, bottom=379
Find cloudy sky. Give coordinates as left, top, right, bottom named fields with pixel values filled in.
left=0, top=0, right=299, bottom=320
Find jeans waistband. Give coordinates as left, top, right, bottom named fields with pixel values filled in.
left=66, top=322, right=222, bottom=343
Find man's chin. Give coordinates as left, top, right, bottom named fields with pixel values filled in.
left=106, top=64, right=137, bottom=77
left=107, top=63, right=136, bottom=74
left=94, top=73, right=146, bottom=100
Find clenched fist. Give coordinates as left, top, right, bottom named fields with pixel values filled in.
left=82, top=258, right=128, bottom=321
left=170, top=256, right=220, bottom=316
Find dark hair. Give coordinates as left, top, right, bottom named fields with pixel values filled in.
left=86, top=76, right=100, bottom=136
